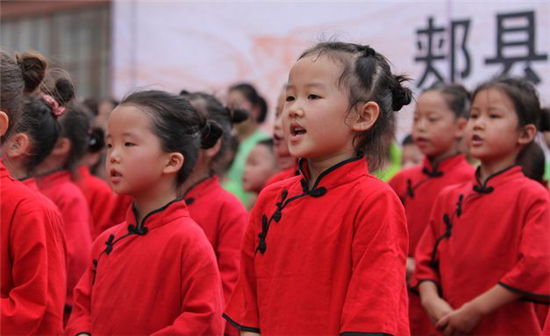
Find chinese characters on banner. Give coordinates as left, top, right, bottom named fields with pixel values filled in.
left=415, top=10, right=548, bottom=89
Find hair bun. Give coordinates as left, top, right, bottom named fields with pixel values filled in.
left=15, top=51, right=47, bottom=93
left=228, top=107, right=249, bottom=124
left=200, top=119, right=223, bottom=150
left=391, top=75, right=413, bottom=111
left=51, top=78, right=75, bottom=105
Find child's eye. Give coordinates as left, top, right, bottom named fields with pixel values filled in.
left=308, top=94, right=321, bottom=100
left=285, top=95, right=295, bottom=102
left=470, top=114, right=478, bottom=119
left=125, top=142, right=135, bottom=147
left=490, top=114, right=500, bottom=119
left=107, top=143, right=113, bottom=149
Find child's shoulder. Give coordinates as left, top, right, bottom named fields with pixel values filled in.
left=388, top=165, right=423, bottom=187
left=515, top=175, right=550, bottom=202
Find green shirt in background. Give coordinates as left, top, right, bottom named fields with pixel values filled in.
left=372, top=142, right=402, bottom=182
left=223, top=129, right=270, bottom=206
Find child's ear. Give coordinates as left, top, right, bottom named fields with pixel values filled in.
left=454, top=117, right=468, bottom=139
left=0, top=111, right=9, bottom=137
left=52, top=138, right=71, bottom=156
left=518, top=124, right=537, bottom=146
left=163, top=152, right=184, bottom=175
left=351, top=101, right=379, bottom=132
left=6, top=133, right=30, bottom=159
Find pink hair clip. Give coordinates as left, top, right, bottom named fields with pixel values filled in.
left=42, top=94, right=66, bottom=117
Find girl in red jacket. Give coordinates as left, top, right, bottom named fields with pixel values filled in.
left=66, top=90, right=225, bottom=336
left=412, top=77, right=550, bottom=335
left=180, top=91, right=249, bottom=335
left=34, top=98, right=93, bottom=321
left=0, top=50, right=67, bottom=335
left=224, top=42, right=411, bottom=336
left=388, top=84, right=474, bottom=336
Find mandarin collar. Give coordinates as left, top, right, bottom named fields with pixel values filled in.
left=0, top=160, right=11, bottom=179
left=35, top=170, right=71, bottom=187
left=421, top=153, right=465, bottom=177
left=125, top=197, right=190, bottom=235
left=473, top=165, right=523, bottom=194
left=183, top=175, right=218, bottom=205
left=298, top=156, right=368, bottom=195
left=20, top=177, right=39, bottom=191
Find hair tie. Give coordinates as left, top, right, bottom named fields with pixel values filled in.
left=42, top=94, right=65, bottom=117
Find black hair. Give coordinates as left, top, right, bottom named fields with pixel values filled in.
left=59, top=100, right=90, bottom=174
left=540, top=107, right=550, bottom=132
left=402, top=134, right=415, bottom=146
left=424, top=82, right=471, bottom=118
left=298, top=42, right=413, bottom=169
left=473, top=76, right=543, bottom=163
left=517, top=141, right=546, bottom=184
left=15, top=78, right=74, bottom=172
left=472, top=76, right=542, bottom=129
left=228, top=83, right=268, bottom=123
left=180, top=91, right=234, bottom=174
left=120, top=90, right=222, bottom=187
left=82, top=97, right=99, bottom=116
left=0, top=50, right=47, bottom=142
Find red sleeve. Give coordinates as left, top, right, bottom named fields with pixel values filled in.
left=58, top=191, right=92, bottom=306
left=1, top=199, right=50, bottom=336
left=217, top=201, right=248, bottom=304
left=498, top=190, right=550, bottom=301
left=89, top=182, right=118, bottom=240
left=388, top=170, right=405, bottom=196
left=340, top=188, right=409, bottom=335
left=410, top=192, right=447, bottom=289
left=64, top=256, right=95, bottom=335
left=150, top=231, right=225, bottom=336
left=223, top=202, right=261, bottom=333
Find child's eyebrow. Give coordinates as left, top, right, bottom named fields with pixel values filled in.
left=285, top=83, right=327, bottom=90
left=306, top=83, right=327, bottom=89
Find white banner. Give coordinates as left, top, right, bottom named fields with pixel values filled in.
left=112, top=1, right=550, bottom=138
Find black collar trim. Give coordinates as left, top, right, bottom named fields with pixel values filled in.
left=299, top=155, right=364, bottom=193
left=222, top=313, right=260, bottom=333
left=182, top=174, right=214, bottom=200
left=473, top=164, right=518, bottom=194
left=130, top=197, right=185, bottom=235
left=422, top=152, right=461, bottom=178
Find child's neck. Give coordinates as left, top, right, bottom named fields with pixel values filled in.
left=132, top=182, right=179, bottom=224
left=34, top=157, right=64, bottom=177
left=428, top=147, right=460, bottom=165
left=478, top=154, right=518, bottom=184
left=306, top=151, right=355, bottom=189
left=2, top=157, right=28, bottom=179
left=180, top=166, right=212, bottom=196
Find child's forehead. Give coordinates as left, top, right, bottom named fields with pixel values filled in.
left=107, top=104, right=154, bottom=135
left=288, top=54, right=348, bottom=86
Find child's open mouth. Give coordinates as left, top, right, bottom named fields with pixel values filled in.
left=291, top=123, right=307, bottom=136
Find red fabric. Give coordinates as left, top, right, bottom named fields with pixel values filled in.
left=264, top=162, right=299, bottom=188
left=37, top=170, right=92, bottom=308
left=412, top=166, right=550, bottom=335
left=544, top=310, right=550, bottom=336
left=110, top=193, right=132, bottom=227
left=75, top=166, right=120, bottom=239
left=389, top=154, right=473, bottom=336
left=65, top=199, right=225, bottom=336
left=1, top=162, right=67, bottom=335
left=224, top=156, right=410, bottom=336
left=185, top=176, right=248, bottom=336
